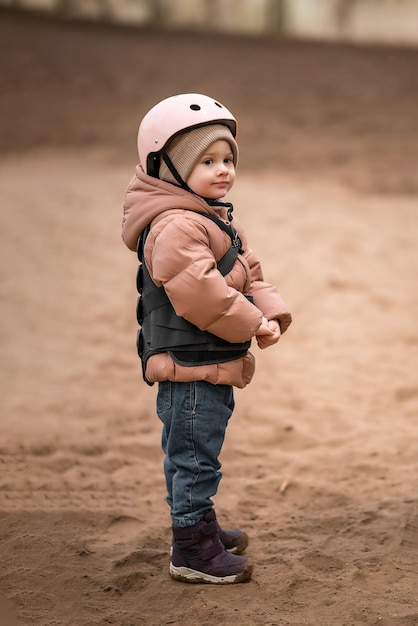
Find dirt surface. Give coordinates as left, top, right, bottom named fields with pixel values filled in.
left=0, top=7, right=417, bottom=626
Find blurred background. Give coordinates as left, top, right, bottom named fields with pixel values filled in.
left=1, top=0, right=418, bottom=47
left=1, top=0, right=418, bottom=191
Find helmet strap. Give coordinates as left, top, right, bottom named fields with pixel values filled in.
left=161, top=151, right=191, bottom=191
left=205, top=198, right=234, bottom=218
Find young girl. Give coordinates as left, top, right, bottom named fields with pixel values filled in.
left=122, top=94, right=291, bottom=584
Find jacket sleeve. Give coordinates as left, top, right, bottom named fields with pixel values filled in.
left=244, top=247, right=292, bottom=333
left=148, top=218, right=263, bottom=344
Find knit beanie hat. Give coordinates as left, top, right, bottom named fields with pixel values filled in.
left=159, top=123, right=239, bottom=185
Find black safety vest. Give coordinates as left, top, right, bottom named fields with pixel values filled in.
left=135, top=214, right=252, bottom=385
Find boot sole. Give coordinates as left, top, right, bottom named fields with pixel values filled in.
left=169, top=562, right=253, bottom=584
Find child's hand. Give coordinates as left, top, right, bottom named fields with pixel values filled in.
left=256, top=318, right=281, bottom=349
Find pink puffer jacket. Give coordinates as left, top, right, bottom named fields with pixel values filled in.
left=122, top=166, right=291, bottom=388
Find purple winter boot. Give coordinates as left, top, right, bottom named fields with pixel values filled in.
left=217, top=522, right=248, bottom=555
left=170, top=510, right=252, bottom=584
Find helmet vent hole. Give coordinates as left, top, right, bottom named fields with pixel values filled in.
left=190, top=104, right=201, bottom=111
left=214, top=101, right=223, bottom=108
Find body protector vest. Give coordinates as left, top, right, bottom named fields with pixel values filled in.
left=135, top=212, right=253, bottom=385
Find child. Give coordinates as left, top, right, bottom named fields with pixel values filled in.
left=122, top=93, right=291, bottom=584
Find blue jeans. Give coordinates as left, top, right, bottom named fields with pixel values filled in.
left=156, top=380, right=234, bottom=528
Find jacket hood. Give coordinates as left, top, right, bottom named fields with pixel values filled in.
left=122, top=165, right=220, bottom=251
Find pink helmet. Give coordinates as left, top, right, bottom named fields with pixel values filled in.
left=137, top=93, right=237, bottom=177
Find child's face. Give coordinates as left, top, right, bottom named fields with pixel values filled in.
left=186, top=139, right=236, bottom=199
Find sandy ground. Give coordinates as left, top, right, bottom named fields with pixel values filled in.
left=0, top=8, right=418, bottom=626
